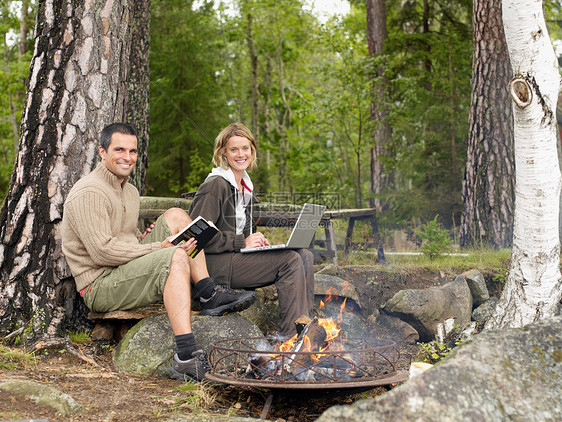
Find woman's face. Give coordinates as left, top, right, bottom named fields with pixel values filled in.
left=223, top=136, right=253, bottom=174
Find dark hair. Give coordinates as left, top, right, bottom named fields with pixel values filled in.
left=100, top=123, right=137, bottom=150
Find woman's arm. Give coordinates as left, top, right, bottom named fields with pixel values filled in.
left=189, top=179, right=246, bottom=253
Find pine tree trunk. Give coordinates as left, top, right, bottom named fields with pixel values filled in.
left=366, top=0, right=391, bottom=211
left=486, top=0, right=562, bottom=329
left=0, top=0, right=141, bottom=341
left=126, top=0, right=151, bottom=194
left=460, top=0, right=514, bottom=248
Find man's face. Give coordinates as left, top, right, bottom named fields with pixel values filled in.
left=99, top=132, right=138, bottom=183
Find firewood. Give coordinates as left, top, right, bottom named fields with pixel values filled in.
left=286, top=317, right=328, bottom=380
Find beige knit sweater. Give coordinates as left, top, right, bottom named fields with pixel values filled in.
left=61, top=164, right=161, bottom=291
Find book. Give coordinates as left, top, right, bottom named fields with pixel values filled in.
left=169, top=216, right=219, bottom=258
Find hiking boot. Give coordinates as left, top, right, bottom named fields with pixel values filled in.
left=168, top=350, right=210, bottom=382
left=199, top=286, right=256, bottom=316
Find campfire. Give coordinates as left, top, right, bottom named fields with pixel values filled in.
left=207, top=293, right=408, bottom=389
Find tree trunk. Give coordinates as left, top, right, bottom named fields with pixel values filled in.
left=0, top=0, right=142, bottom=342
left=126, top=0, right=150, bottom=194
left=19, top=0, right=30, bottom=57
left=486, top=0, right=562, bottom=329
left=245, top=9, right=260, bottom=142
left=2, top=31, right=19, bottom=151
left=460, top=0, right=514, bottom=248
left=366, top=0, right=391, bottom=211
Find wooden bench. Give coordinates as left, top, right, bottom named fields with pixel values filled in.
left=139, top=196, right=386, bottom=265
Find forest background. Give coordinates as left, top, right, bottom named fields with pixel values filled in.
left=1, top=0, right=561, bottom=244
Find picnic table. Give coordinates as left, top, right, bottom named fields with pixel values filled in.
left=139, top=196, right=386, bottom=266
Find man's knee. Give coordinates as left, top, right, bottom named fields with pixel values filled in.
left=170, top=247, right=191, bottom=276
left=163, top=208, right=192, bottom=233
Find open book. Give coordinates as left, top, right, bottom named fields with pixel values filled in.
left=169, top=216, right=219, bottom=258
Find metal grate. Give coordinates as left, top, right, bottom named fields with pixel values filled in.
left=207, top=336, right=408, bottom=389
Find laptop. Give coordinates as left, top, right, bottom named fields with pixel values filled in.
left=240, top=203, right=326, bottom=253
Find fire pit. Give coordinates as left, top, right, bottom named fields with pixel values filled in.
left=207, top=313, right=409, bottom=418
left=207, top=335, right=407, bottom=390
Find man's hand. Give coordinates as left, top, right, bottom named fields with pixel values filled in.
left=161, top=236, right=197, bottom=254
left=141, top=223, right=155, bottom=240
left=245, top=232, right=270, bottom=248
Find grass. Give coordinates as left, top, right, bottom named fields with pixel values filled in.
left=338, top=246, right=511, bottom=272
left=0, top=343, right=38, bottom=370
left=68, top=330, right=91, bottom=344
left=154, top=380, right=218, bottom=415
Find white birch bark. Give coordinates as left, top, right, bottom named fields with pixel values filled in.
left=486, top=0, right=562, bottom=328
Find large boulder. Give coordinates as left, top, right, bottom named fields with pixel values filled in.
left=372, top=313, right=419, bottom=345
left=382, top=276, right=472, bottom=341
left=113, top=313, right=263, bottom=377
left=317, top=315, right=562, bottom=422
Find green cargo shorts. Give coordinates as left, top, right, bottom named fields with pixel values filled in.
left=83, top=214, right=177, bottom=312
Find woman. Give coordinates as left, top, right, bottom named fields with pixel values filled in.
left=189, top=123, right=314, bottom=337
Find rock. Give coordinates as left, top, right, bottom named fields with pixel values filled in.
left=382, top=276, right=472, bottom=342
left=315, top=300, right=371, bottom=338
left=314, top=273, right=362, bottom=308
left=239, top=290, right=270, bottom=334
left=472, top=297, right=499, bottom=330
left=461, top=269, right=490, bottom=307
left=372, top=313, right=419, bottom=345
left=317, top=315, right=562, bottom=422
left=316, top=264, right=340, bottom=276
left=408, top=361, right=433, bottom=379
left=0, top=380, right=84, bottom=416
left=113, top=313, right=263, bottom=377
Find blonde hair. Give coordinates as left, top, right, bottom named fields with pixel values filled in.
left=212, top=123, right=258, bottom=171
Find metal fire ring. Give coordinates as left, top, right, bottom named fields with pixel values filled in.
left=206, top=336, right=409, bottom=390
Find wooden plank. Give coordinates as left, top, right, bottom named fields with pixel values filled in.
left=324, top=208, right=377, bottom=219
left=87, top=305, right=166, bottom=320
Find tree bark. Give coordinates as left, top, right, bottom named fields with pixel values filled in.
left=460, top=0, right=514, bottom=248
left=0, top=0, right=141, bottom=341
left=19, top=0, right=30, bottom=57
left=366, top=0, right=391, bottom=211
left=245, top=9, right=260, bottom=142
left=486, top=0, right=562, bottom=329
left=126, top=0, right=150, bottom=194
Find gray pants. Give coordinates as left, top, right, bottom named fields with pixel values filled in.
left=228, top=249, right=314, bottom=337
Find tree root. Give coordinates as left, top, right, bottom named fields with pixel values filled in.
left=33, top=336, right=109, bottom=371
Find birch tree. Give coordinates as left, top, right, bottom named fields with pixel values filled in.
left=0, top=0, right=145, bottom=341
left=486, top=0, right=562, bottom=328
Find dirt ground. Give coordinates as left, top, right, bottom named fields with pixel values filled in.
left=0, top=266, right=499, bottom=421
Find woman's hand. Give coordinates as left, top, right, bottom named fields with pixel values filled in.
left=245, top=232, right=270, bottom=248
left=141, top=223, right=155, bottom=240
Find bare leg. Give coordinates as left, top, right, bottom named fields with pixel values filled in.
left=163, top=248, right=192, bottom=335
left=162, top=207, right=211, bottom=283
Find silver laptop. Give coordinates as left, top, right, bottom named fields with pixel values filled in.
left=240, top=203, right=326, bottom=253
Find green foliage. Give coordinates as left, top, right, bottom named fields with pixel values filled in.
left=147, top=0, right=232, bottom=196
left=0, top=2, right=36, bottom=200
left=68, top=330, right=91, bottom=344
left=493, top=263, right=510, bottom=284
left=418, top=215, right=452, bottom=260
left=416, top=341, right=452, bottom=364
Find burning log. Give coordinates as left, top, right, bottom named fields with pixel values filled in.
left=285, top=317, right=328, bottom=380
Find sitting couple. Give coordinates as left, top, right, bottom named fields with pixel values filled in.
left=61, top=122, right=314, bottom=381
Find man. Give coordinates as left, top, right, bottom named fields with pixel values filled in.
left=61, top=123, right=255, bottom=381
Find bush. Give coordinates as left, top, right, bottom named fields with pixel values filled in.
left=418, top=215, right=452, bottom=260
